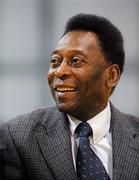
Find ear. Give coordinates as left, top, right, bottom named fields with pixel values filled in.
left=105, top=64, right=121, bottom=88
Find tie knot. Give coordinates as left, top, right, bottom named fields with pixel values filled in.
left=76, top=122, right=92, bottom=137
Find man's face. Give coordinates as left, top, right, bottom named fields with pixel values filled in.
left=47, top=31, right=111, bottom=120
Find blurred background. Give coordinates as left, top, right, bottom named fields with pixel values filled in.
left=0, top=0, right=139, bottom=123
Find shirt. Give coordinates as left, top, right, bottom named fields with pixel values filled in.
left=68, top=102, right=112, bottom=179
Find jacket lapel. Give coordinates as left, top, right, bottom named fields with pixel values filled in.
left=36, top=107, right=76, bottom=180
left=111, top=105, right=139, bottom=180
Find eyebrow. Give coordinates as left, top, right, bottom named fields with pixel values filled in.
left=51, top=49, right=87, bottom=58
left=51, top=50, right=60, bottom=56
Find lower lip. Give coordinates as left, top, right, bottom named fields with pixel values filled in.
left=56, top=91, right=76, bottom=97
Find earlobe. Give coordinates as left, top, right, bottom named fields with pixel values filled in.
left=105, top=64, right=121, bottom=88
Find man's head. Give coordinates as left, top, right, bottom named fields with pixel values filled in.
left=47, top=13, right=125, bottom=120
left=63, top=13, right=125, bottom=73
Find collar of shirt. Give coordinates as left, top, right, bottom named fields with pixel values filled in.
left=67, top=102, right=111, bottom=144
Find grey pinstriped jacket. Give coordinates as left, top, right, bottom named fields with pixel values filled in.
left=0, top=103, right=139, bottom=180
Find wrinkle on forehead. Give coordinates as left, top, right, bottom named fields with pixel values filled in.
left=57, top=31, right=99, bottom=49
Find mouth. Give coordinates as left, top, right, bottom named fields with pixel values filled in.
left=54, top=86, right=77, bottom=93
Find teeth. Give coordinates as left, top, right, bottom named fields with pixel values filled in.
left=56, top=87, right=76, bottom=92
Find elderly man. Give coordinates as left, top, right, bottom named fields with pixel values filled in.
left=0, top=13, right=139, bottom=180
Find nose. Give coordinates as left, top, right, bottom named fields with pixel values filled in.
left=54, top=61, right=71, bottom=79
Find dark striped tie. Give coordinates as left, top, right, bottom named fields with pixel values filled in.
left=76, top=122, right=110, bottom=180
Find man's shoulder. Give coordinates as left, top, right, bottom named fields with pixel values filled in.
left=111, top=103, right=139, bottom=119
left=110, top=103, right=139, bottom=131
left=0, top=106, right=69, bottom=153
left=11, top=106, right=58, bottom=123
left=124, top=112, right=139, bottom=129
left=0, top=106, right=61, bottom=137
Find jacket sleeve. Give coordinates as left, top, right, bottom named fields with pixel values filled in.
left=0, top=122, right=27, bottom=180
left=0, top=135, right=5, bottom=180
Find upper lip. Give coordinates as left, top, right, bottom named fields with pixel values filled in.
left=54, top=85, right=77, bottom=92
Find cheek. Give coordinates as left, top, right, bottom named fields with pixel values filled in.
left=84, top=70, right=106, bottom=94
left=73, top=68, right=90, bottom=84
left=91, top=67, right=104, bottom=81
left=47, top=72, right=55, bottom=98
left=47, top=70, right=54, bottom=86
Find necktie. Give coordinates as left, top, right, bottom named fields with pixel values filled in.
left=76, top=122, right=110, bottom=180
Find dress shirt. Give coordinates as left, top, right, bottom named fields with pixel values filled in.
left=67, top=102, right=112, bottom=179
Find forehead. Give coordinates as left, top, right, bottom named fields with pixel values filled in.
left=55, top=31, right=101, bottom=52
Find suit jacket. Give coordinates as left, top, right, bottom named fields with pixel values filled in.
left=0, top=138, right=5, bottom=180
left=0, top=103, right=139, bottom=180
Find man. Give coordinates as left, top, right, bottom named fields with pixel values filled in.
left=0, top=13, right=139, bottom=180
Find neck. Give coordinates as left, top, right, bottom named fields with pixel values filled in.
left=68, top=103, right=108, bottom=121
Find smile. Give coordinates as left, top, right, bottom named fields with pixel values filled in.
left=55, top=87, right=77, bottom=92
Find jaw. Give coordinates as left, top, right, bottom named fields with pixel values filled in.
left=53, top=89, right=81, bottom=113
left=54, top=90, right=79, bottom=106
left=54, top=91, right=108, bottom=120
left=51, top=84, right=109, bottom=120
left=53, top=91, right=88, bottom=119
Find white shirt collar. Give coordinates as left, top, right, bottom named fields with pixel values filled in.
left=68, top=102, right=111, bottom=144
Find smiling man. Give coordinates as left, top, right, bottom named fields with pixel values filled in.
left=48, top=30, right=119, bottom=120
left=0, top=13, right=139, bottom=180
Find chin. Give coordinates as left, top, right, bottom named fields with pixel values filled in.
left=56, top=102, right=75, bottom=114
left=56, top=103, right=69, bottom=112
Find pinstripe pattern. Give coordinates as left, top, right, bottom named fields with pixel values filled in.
left=0, top=103, right=139, bottom=180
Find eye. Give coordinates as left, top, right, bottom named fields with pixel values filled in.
left=50, top=56, right=62, bottom=68
left=71, top=56, right=86, bottom=68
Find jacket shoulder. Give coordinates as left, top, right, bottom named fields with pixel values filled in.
left=110, top=103, right=139, bottom=133
left=0, top=106, right=59, bottom=139
left=125, top=113, right=139, bottom=131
